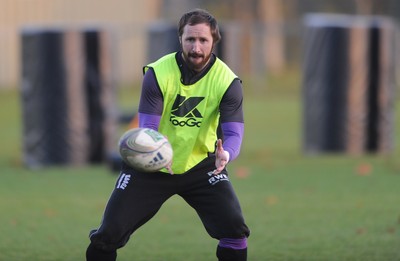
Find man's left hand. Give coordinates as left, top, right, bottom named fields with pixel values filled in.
left=214, top=139, right=230, bottom=175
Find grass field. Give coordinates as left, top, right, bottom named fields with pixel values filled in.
left=1, top=73, right=400, bottom=261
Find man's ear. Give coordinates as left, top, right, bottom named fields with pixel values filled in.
left=179, top=36, right=182, bottom=45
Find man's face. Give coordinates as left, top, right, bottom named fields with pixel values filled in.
left=180, top=23, right=214, bottom=72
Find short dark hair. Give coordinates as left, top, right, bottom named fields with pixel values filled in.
left=178, top=8, right=221, bottom=44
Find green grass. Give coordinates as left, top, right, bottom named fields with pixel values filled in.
left=1, top=76, right=400, bottom=261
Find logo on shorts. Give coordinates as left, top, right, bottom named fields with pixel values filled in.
left=116, top=173, right=131, bottom=190
left=207, top=171, right=229, bottom=185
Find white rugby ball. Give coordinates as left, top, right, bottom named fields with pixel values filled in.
left=118, top=128, right=173, bottom=172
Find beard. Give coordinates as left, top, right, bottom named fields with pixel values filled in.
left=181, top=49, right=213, bottom=72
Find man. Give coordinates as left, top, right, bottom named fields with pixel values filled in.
left=86, top=8, right=250, bottom=261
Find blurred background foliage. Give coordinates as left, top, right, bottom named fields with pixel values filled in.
left=1, top=0, right=400, bottom=90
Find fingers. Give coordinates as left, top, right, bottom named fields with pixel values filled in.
left=162, top=134, right=174, bottom=174
left=164, top=160, right=174, bottom=175
left=214, top=140, right=229, bottom=175
left=214, top=165, right=225, bottom=175
left=165, top=165, right=173, bottom=175
left=217, top=139, right=223, bottom=152
left=213, top=162, right=226, bottom=175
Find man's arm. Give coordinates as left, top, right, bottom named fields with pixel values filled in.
left=219, top=79, right=244, bottom=162
left=138, top=68, right=174, bottom=174
left=138, top=68, right=163, bottom=130
left=221, top=122, right=244, bottom=161
left=214, top=79, right=244, bottom=174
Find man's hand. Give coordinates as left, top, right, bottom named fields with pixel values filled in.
left=164, top=161, right=173, bottom=175
left=163, top=134, right=174, bottom=175
left=214, top=139, right=230, bottom=175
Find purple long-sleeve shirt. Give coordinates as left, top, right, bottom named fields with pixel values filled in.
left=138, top=52, right=244, bottom=161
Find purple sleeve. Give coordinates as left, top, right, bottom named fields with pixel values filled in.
left=138, top=68, right=163, bottom=130
left=138, top=113, right=161, bottom=131
left=221, top=122, right=244, bottom=161
left=219, top=79, right=245, bottom=161
left=138, top=68, right=164, bottom=115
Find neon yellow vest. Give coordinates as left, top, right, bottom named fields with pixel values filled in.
left=144, top=53, right=237, bottom=174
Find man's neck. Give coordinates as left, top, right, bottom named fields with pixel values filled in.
left=176, top=51, right=216, bottom=85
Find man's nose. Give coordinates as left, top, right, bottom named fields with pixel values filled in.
left=192, top=41, right=200, bottom=52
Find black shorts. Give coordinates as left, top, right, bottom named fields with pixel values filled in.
left=89, top=157, right=250, bottom=251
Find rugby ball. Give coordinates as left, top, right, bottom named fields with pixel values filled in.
left=118, top=128, right=173, bottom=172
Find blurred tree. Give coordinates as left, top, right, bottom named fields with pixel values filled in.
left=233, top=0, right=254, bottom=74
left=258, top=0, right=286, bottom=73
left=355, top=0, right=373, bottom=14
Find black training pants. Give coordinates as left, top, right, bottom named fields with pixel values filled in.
left=88, top=157, right=250, bottom=254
